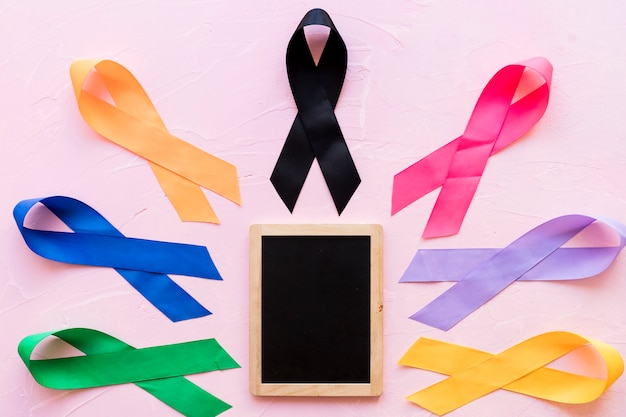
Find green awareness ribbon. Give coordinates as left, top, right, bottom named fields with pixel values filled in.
left=18, top=328, right=240, bottom=416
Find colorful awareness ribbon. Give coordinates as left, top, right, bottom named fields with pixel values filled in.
left=19, top=328, right=240, bottom=417
left=398, top=331, right=624, bottom=415
left=70, top=59, right=241, bottom=224
left=270, top=8, right=361, bottom=215
left=402, top=215, right=626, bottom=330
left=391, top=57, right=552, bottom=238
left=14, top=196, right=221, bottom=322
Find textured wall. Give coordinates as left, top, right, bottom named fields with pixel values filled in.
left=1, top=1, right=625, bottom=416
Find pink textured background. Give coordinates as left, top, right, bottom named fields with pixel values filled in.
left=1, top=1, right=626, bottom=416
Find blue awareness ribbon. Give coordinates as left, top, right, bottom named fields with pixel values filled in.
left=13, top=196, right=222, bottom=322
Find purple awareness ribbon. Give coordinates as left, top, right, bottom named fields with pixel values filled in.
left=401, top=215, right=626, bottom=331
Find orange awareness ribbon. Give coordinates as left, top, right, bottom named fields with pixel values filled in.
left=399, top=331, right=623, bottom=415
left=70, top=60, right=241, bottom=224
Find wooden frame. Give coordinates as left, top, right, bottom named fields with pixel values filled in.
left=249, top=224, right=383, bottom=396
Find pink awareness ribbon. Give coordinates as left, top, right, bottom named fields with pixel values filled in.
left=391, top=57, right=553, bottom=238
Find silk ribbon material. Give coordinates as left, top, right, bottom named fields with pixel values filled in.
left=19, top=327, right=240, bottom=417
left=270, top=8, right=361, bottom=214
left=403, top=215, right=626, bottom=331
left=14, top=196, right=222, bottom=322
left=391, top=57, right=553, bottom=238
left=398, top=331, right=624, bottom=415
left=70, top=59, right=241, bottom=224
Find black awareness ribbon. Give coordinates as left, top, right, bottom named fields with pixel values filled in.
left=270, top=8, right=361, bottom=214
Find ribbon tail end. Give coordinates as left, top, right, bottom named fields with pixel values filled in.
left=421, top=224, right=460, bottom=239
left=170, top=309, right=212, bottom=323
left=390, top=199, right=405, bottom=216
left=409, top=312, right=453, bottom=331
left=406, top=393, right=449, bottom=416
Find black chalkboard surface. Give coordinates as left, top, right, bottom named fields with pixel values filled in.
left=250, top=225, right=383, bottom=396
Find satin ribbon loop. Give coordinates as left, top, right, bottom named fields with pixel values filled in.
left=270, top=8, right=361, bottom=214
left=402, top=215, right=626, bottom=330
left=391, top=57, right=553, bottom=238
left=19, top=328, right=240, bottom=417
left=14, top=196, right=222, bottom=322
left=70, top=59, right=241, bottom=224
left=398, top=331, right=624, bottom=415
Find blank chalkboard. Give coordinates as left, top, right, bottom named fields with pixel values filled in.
left=249, top=224, right=383, bottom=396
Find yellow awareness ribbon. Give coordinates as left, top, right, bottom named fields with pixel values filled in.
left=70, top=59, right=241, bottom=224
left=398, top=331, right=623, bottom=415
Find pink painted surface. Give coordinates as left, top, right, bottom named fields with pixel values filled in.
left=1, top=1, right=625, bottom=416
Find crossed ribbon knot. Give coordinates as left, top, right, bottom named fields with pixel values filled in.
left=19, top=328, right=240, bottom=417
left=401, top=214, right=626, bottom=330
left=399, top=331, right=624, bottom=415
left=392, top=57, right=553, bottom=238
left=271, top=8, right=361, bottom=214
left=14, top=196, right=222, bottom=322
left=71, top=59, right=241, bottom=224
